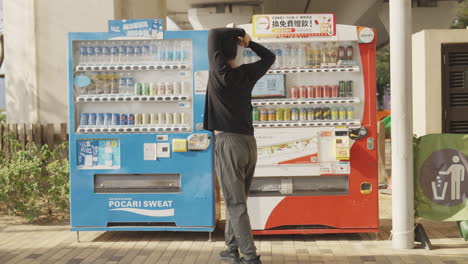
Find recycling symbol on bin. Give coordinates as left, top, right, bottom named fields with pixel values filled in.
left=420, top=149, right=468, bottom=206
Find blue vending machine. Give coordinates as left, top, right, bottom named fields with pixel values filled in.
left=68, top=20, right=215, bottom=236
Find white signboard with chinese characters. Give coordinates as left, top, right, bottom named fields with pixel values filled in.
left=252, top=14, right=336, bottom=38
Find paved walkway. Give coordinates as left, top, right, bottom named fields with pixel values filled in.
left=0, top=195, right=467, bottom=264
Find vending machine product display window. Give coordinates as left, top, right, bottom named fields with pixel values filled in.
left=242, top=22, right=379, bottom=235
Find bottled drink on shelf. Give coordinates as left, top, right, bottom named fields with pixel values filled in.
left=118, top=75, right=127, bottom=95
left=141, top=42, right=150, bottom=63
left=126, top=43, right=135, bottom=63
left=346, top=45, right=354, bottom=61
left=338, top=46, right=346, bottom=62
left=328, top=42, right=338, bottom=65
left=94, top=44, right=103, bottom=64
left=86, top=42, right=95, bottom=64
left=181, top=40, right=191, bottom=64
left=126, top=75, right=135, bottom=95
left=119, top=44, right=127, bottom=63
left=134, top=42, right=142, bottom=63
left=79, top=44, right=88, bottom=65
left=110, top=72, right=119, bottom=94
left=166, top=41, right=174, bottom=63
left=110, top=43, right=119, bottom=64
left=321, top=43, right=329, bottom=66
left=282, top=44, right=290, bottom=69
left=298, top=44, right=307, bottom=68
left=102, top=46, right=111, bottom=64
left=313, top=44, right=322, bottom=68
left=158, top=41, right=167, bottom=63
left=273, top=44, right=283, bottom=69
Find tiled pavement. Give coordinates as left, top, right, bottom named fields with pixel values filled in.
left=1, top=194, right=467, bottom=264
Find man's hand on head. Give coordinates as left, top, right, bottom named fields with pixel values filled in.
left=238, top=34, right=251, bottom=47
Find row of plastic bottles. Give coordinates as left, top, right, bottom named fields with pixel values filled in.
left=243, top=42, right=355, bottom=69
left=78, top=40, right=191, bottom=65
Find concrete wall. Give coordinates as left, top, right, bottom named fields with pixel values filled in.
left=35, top=0, right=114, bottom=125
left=412, top=29, right=468, bottom=136
left=5, top=0, right=166, bottom=125
left=4, top=0, right=39, bottom=123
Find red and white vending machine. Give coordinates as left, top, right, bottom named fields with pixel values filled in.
left=240, top=14, right=378, bottom=234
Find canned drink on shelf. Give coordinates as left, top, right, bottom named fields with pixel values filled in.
left=150, top=114, right=158, bottom=124
left=291, top=108, right=299, bottom=121
left=180, top=113, right=189, bottom=124
left=142, top=114, right=150, bottom=125
left=260, top=109, right=268, bottom=121
left=150, top=83, right=157, bottom=95
left=104, top=113, right=112, bottom=126
left=134, top=114, right=142, bottom=125
left=307, top=86, right=315, bottom=98
left=290, top=86, right=299, bottom=99
left=165, top=113, right=173, bottom=125
left=111, top=113, right=120, bottom=125
left=158, top=113, right=165, bottom=125
left=323, top=107, right=331, bottom=120
left=283, top=108, right=291, bottom=121
left=252, top=108, right=259, bottom=121
left=88, top=113, right=97, bottom=126
left=300, top=108, right=307, bottom=121
left=134, top=83, right=143, bottom=96
left=127, top=114, right=135, bottom=125
left=120, top=114, right=128, bottom=125
left=315, top=107, right=323, bottom=120
left=174, top=82, right=182, bottom=95
left=80, top=113, right=89, bottom=126
left=339, top=81, right=346, bottom=97
left=323, top=85, right=331, bottom=98
left=276, top=108, right=283, bottom=121
left=347, top=106, right=355, bottom=120
left=143, top=83, right=150, bottom=96
left=165, top=82, right=174, bottom=95
left=96, top=113, right=105, bottom=126
left=331, top=107, right=339, bottom=120
left=157, top=82, right=165, bottom=95
left=307, top=108, right=315, bottom=121
left=339, top=106, right=347, bottom=120
left=299, top=86, right=307, bottom=99
left=346, top=80, right=354, bottom=97
left=268, top=109, right=276, bottom=121
left=332, top=85, right=339, bottom=97
left=316, top=85, right=323, bottom=98
left=173, top=112, right=181, bottom=125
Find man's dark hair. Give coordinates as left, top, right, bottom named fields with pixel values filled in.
left=221, top=37, right=238, bottom=60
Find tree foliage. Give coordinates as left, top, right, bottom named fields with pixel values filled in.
left=452, top=0, right=468, bottom=28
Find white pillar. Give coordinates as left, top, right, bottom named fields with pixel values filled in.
left=390, top=0, right=414, bottom=249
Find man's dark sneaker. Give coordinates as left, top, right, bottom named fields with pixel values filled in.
left=219, top=249, right=240, bottom=263
left=240, top=255, right=262, bottom=264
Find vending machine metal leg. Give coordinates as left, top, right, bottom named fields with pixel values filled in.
left=208, top=232, right=212, bottom=242
left=76, top=231, right=80, bottom=243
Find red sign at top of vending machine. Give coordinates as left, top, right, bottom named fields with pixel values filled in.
left=252, top=14, right=336, bottom=38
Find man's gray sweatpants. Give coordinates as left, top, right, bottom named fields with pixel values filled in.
left=215, top=132, right=257, bottom=260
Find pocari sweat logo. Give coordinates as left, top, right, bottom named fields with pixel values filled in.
left=110, top=26, right=121, bottom=33
left=109, top=198, right=174, bottom=217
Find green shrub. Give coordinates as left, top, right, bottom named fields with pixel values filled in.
left=0, top=133, right=69, bottom=222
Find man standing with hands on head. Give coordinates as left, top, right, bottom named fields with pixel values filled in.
left=203, top=27, right=275, bottom=264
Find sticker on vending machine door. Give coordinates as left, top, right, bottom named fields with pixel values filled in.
left=77, top=139, right=120, bottom=170
left=194, top=71, right=209, bottom=95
